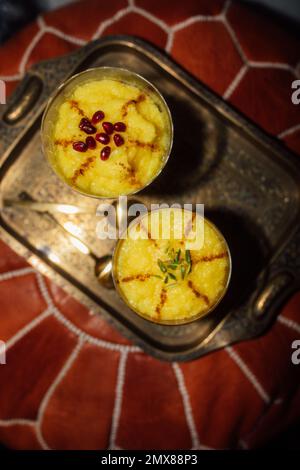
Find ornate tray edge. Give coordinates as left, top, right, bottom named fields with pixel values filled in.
left=0, top=35, right=300, bottom=361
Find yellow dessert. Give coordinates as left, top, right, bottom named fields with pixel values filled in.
left=114, top=208, right=231, bottom=324
left=50, top=78, right=172, bottom=197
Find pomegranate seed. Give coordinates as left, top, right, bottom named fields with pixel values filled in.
left=114, top=121, right=126, bottom=132
left=100, top=146, right=111, bottom=161
left=91, top=110, right=105, bottom=124
left=81, top=123, right=96, bottom=135
left=102, top=122, right=114, bottom=134
left=73, top=141, right=87, bottom=152
left=96, top=132, right=110, bottom=145
left=113, top=134, right=124, bottom=147
left=79, top=117, right=91, bottom=129
left=86, top=136, right=96, bottom=149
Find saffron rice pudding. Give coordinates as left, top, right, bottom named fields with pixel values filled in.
left=113, top=208, right=231, bottom=325
left=42, top=68, right=173, bottom=197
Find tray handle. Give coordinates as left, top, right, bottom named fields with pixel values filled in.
left=253, top=270, right=297, bottom=320
left=1, top=46, right=85, bottom=127
left=2, top=74, right=43, bottom=125
left=0, top=46, right=87, bottom=165
left=252, top=222, right=300, bottom=327
left=247, top=235, right=299, bottom=341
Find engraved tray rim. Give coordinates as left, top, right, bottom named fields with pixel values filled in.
left=1, top=35, right=300, bottom=362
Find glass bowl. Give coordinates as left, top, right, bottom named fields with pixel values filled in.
left=112, top=208, right=232, bottom=326
left=41, top=66, right=173, bottom=199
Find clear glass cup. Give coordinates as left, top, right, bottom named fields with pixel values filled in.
left=41, top=66, right=173, bottom=199
left=112, top=208, right=232, bottom=326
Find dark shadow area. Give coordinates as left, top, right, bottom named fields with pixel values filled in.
left=143, top=96, right=227, bottom=197
left=206, top=208, right=270, bottom=313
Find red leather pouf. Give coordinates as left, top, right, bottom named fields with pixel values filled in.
left=0, top=0, right=299, bottom=450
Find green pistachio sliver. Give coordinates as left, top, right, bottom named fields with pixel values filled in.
left=166, top=283, right=177, bottom=289
left=175, top=249, right=181, bottom=263
left=151, top=274, right=163, bottom=279
left=158, top=259, right=167, bottom=273
left=185, top=249, right=191, bottom=264
left=168, top=263, right=178, bottom=270
left=164, top=275, right=169, bottom=284
left=168, top=272, right=177, bottom=281
left=181, top=265, right=186, bottom=280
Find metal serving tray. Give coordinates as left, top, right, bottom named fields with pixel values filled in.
left=1, top=36, right=300, bottom=361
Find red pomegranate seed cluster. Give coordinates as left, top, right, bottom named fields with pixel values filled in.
left=72, top=110, right=127, bottom=161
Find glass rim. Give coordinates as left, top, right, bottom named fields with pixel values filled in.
left=41, top=66, right=174, bottom=199
left=112, top=207, right=232, bottom=326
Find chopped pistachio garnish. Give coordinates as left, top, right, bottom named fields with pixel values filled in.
left=156, top=246, right=192, bottom=285
left=181, top=265, right=186, bottom=280
left=158, top=259, right=167, bottom=273
left=166, top=283, right=177, bottom=289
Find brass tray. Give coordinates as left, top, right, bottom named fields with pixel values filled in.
left=1, top=36, right=300, bottom=361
